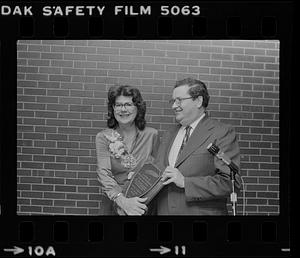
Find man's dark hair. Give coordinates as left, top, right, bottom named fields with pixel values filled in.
left=174, top=77, right=210, bottom=108
left=107, top=85, right=146, bottom=130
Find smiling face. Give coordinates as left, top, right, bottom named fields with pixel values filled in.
left=113, top=95, right=137, bottom=127
left=172, top=85, right=203, bottom=126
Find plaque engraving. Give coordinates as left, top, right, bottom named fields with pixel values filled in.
left=125, top=164, right=160, bottom=198
left=115, top=162, right=164, bottom=215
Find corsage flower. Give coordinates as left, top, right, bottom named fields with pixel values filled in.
left=104, top=130, right=137, bottom=170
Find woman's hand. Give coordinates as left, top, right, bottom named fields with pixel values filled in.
left=116, top=195, right=148, bottom=215
left=127, top=171, right=135, bottom=180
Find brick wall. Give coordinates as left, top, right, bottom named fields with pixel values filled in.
left=16, top=40, right=279, bottom=215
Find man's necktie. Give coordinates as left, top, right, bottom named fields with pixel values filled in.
left=177, top=125, right=192, bottom=160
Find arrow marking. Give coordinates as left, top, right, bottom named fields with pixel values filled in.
left=150, top=246, right=171, bottom=255
left=4, top=246, right=24, bottom=255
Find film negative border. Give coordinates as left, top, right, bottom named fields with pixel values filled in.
left=0, top=1, right=294, bottom=257
left=0, top=2, right=287, bottom=39
left=0, top=216, right=292, bottom=257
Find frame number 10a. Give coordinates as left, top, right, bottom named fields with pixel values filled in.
left=28, top=246, right=56, bottom=256
left=3, top=246, right=56, bottom=256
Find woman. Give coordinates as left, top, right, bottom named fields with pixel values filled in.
left=95, top=85, right=159, bottom=215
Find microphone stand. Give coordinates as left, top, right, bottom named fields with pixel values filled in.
left=230, top=169, right=237, bottom=216
left=207, top=143, right=239, bottom=216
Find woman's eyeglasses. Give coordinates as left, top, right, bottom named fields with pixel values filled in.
left=168, top=97, right=193, bottom=106
left=114, top=102, right=135, bottom=110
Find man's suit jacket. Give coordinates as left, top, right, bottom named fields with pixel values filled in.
left=155, top=113, right=242, bottom=215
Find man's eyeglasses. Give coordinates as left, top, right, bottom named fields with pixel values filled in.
left=114, top=102, right=135, bottom=110
left=168, top=97, right=193, bottom=106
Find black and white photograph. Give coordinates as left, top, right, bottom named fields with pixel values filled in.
left=16, top=40, right=280, bottom=216
left=0, top=0, right=294, bottom=257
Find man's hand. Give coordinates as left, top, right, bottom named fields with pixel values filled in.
left=161, top=166, right=185, bottom=188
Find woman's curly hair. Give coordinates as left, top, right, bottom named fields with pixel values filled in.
left=107, top=85, right=146, bottom=130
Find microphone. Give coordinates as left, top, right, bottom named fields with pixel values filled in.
left=207, top=142, right=239, bottom=216
left=207, top=143, right=239, bottom=176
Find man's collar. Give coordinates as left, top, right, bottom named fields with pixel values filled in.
left=188, top=112, right=206, bottom=130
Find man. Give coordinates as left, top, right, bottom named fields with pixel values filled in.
left=155, top=78, right=242, bottom=215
